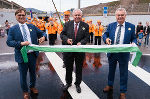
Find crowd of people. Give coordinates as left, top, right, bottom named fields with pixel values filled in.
left=136, top=21, right=150, bottom=47
left=0, top=20, right=14, bottom=38
left=23, top=11, right=104, bottom=46
left=5, top=7, right=147, bottom=99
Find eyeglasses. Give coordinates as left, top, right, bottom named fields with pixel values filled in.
left=17, top=14, right=26, bottom=17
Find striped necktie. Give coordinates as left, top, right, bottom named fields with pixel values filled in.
left=21, top=25, right=28, bottom=41
left=116, top=24, right=122, bottom=44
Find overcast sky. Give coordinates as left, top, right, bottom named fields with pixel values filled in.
left=8, top=0, right=118, bottom=12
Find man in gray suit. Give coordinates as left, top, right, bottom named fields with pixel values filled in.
left=60, top=9, right=89, bottom=93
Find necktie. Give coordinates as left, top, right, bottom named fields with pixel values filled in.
left=116, top=24, right=122, bottom=44
left=21, top=25, right=28, bottom=41
left=74, top=23, right=78, bottom=39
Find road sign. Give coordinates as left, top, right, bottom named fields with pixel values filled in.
left=103, top=10, right=107, bottom=14
left=104, top=7, right=108, bottom=10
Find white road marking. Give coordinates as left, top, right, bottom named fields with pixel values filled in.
left=128, top=64, right=150, bottom=86
left=45, top=52, right=99, bottom=99
left=0, top=53, right=14, bottom=56
left=142, top=54, right=150, bottom=56
left=105, top=53, right=150, bottom=86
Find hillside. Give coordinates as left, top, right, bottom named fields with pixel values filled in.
left=26, top=8, right=44, bottom=13
left=82, top=0, right=150, bottom=15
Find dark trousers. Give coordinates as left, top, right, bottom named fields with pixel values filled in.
left=89, top=32, right=93, bottom=43
left=55, top=31, right=57, bottom=40
left=145, top=34, right=149, bottom=45
left=64, top=52, right=85, bottom=85
left=6, top=29, right=9, bottom=35
left=18, top=52, right=37, bottom=92
left=107, top=53, right=129, bottom=93
left=49, top=34, right=55, bottom=45
left=94, top=36, right=101, bottom=45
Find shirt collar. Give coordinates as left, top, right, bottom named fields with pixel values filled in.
left=74, top=21, right=80, bottom=26
left=117, top=22, right=125, bottom=27
left=19, top=23, right=27, bottom=26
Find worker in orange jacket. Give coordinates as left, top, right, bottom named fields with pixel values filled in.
left=37, top=19, right=46, bottom=32
left=58, top=11, right=70, bottom=34
left=89, top=19, right=95, bottom=43
left=46, top=17, right=57, bottom=45
left=94, top=20, right=104, bottom=45
left=82, top=18, right=85, bottom=22
left=54, top=18, right=59, bottom=40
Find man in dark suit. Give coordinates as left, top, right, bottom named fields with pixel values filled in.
left=6, top=8, right=47, bottom=99
left=136, top=22, right=143, bottom=38
left=103, top=8, right=137, bottom=99
left=60, top=9, right=89, bottom=93
left=143, top=22, right=150, bottom=47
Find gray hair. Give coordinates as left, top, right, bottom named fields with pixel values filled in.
left=115, top=8, right=127, bottom=15
left=72, top=9, right=83, bottom=15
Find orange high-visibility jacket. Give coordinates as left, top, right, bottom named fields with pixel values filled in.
left=37, top=22, right=45, bottom=31
left=94, top=25, right=104, bottom=36
left=89, top=24, right=95, bottom=33
left=46, top=23, right=57, bottom=34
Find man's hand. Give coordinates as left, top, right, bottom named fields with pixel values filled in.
left=77, top=42, right=81, bottom=45
left=106, top=38, right=111, bottom=45
left=39, top=36, right=45, bottom=44
left=21, top=41, right=30, bottom=46
left=67, top=39, right=73, bottom=45
left=131, top=42, right=136, bottom=45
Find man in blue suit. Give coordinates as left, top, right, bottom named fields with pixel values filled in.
left=103, top=8, right=137, bottom=99
left=6, top=8, right=47, bottom=99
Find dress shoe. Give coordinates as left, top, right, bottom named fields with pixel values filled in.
left=63, top=84, right=72, bottom=90
left=76, top=85, right=81, bottom=93
left=30, top=88, right=38, bottom=94
left=103, top=86, right=113, bottom=92
left=119, top=93, right=126, bottom=99
left=23, top=92, right=29, bottom=99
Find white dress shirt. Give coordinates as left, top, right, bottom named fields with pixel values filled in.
left=114, top=22, right=125, bottom=44
left=74, top=22, right=80, bottom=30
left=19, top=23, right=32, bottom=44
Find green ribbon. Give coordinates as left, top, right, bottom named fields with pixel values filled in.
left=21, top=44, right=142, bottom=66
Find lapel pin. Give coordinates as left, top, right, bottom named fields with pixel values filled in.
left=82, top=27, right=85, bottom=30
left=29, top=29, right=32, bottom=32
left=128, top=28, right=131, bottom=31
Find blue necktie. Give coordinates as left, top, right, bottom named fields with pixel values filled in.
left=116, top=24, right=122, bottom=44
left=21, top=25, right=28, bottom=41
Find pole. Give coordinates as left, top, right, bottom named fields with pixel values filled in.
left=51, top=0, right=62, bottom=25
left=78, top=0, right=80, bottom=9
left=59, top=0, right=61, bottom=12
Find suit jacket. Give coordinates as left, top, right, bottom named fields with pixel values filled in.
left=6, top=24, right=47, bottom=63
left=143, top=26, right=150, bottom=35
left=103, top=22, right=137, bottom=57
left=136, top=25, right=143, bottom=34
left=60, top=20, right=89, bottom=45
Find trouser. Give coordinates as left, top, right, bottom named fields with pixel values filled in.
left=54, top=31, right=57, bottom=40
left=64, top=52, right=85, bottom=85
left=18, top=52, right=37, bottom=92
left=107, top=53, right=129, bottom=93
left=49, top=34, right=55, bottom=45
left=94, top=36, right=101, bottom=45
left=145, top=34, right=149, bottom=45
left=89, top=32, right=93, bottom=43
left=6, top=29, right=9, bottom=35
